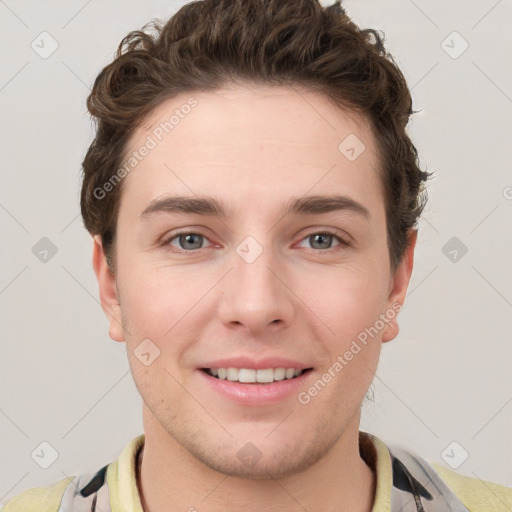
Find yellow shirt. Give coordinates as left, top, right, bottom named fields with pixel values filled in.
left=3, top=431, right=511, bottom=511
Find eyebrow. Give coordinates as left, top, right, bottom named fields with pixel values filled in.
left=140, top=194, right=371, bottom=221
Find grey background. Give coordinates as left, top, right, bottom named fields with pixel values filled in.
left=1, top=0, right=511, bottom=504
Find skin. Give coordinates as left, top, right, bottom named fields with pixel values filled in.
left=93, top=82, right=417, bottom=512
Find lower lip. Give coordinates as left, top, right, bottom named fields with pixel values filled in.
left=197, top=369, right=314, bottom=406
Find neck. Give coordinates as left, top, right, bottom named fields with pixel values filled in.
left=136, top=412, right=375, bottom=512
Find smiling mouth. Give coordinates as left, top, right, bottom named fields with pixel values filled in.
left=201, top=367, right=313, bottom=384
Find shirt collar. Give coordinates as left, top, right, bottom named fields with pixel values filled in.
left=106, top=430, right=393, bottom=512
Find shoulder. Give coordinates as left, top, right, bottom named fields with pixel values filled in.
left=2, top=476, right=73, bottom=512
left=429, top=461, right=512, bottom=512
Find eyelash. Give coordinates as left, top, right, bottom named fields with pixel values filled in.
left=162, top=229, right=350, bottom=254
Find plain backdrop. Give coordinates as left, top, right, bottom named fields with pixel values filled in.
left=1, top=0, right=511, bottom=504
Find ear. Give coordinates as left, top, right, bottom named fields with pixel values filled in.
left=381, top=228, right=418, bottom=343
left=92, top=235, right=125, bottom=342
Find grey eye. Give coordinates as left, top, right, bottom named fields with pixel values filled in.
left=170, top=233, right=206, bottom=251
left=308, top=233, right=336, bottom=250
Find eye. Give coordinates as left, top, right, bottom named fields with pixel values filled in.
left=164, top=231, right=213, bottom=252
left=296, top=231, right=350, bottom=251
left=162, top=229, right=350, bottom=254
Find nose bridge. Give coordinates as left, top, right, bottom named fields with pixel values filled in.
left=218, top=234, right=294, bottom=331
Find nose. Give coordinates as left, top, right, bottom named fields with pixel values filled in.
left=217, top=239, right=296, bottom=335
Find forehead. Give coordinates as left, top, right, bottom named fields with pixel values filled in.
left=118, top=83, right=383, bottom=222
left=139, top=82, right=373, bottom=149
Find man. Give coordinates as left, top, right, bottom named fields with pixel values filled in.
left=4, top=0, right=511, bottom=510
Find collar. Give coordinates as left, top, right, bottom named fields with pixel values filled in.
left=105, top=430, right=393, bottom=512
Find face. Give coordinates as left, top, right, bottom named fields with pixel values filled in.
left=93, top=83, right=416, bottom=479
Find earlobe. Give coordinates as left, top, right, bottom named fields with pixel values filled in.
left=92, top=235, right=125, bottom=342
left=381, top=229, right=418, bottom=343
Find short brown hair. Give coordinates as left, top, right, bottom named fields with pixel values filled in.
left=80, top=0, right=432, bottom=274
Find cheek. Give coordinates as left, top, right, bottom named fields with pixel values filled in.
left=118, top=262, right=214, bottom=383
left=303, top=262, right=389, bottom=334
left=127, top=352, right=187, bottom=420
left=119, top=261, right=202, bottom=335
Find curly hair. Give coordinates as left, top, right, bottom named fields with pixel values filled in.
left=80, top=0, right=432, bottom=274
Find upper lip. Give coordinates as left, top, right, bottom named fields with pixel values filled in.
left=199, top=357, right=313, bottom=370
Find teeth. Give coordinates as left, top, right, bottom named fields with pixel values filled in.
left=274, top=367, right=286, bottom=381
left=239, top=368, right=256, bottom=382
left=226, top=367, right=238, bottom=381
left=256, top=368, right=274, bottom=383
left=208, top=367, right=304, bottom=383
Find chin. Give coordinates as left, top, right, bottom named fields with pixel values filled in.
left=171, top=422, right=340, bottom=481
left=192, top=445, right=328, bottom=480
